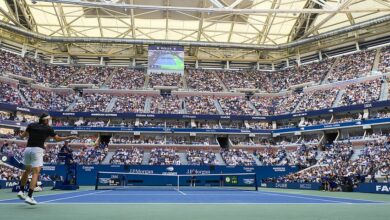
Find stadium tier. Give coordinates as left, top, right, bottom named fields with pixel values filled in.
left=0, top=1, right=390, bottom=219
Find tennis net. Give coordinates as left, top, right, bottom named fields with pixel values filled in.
left=95, top=171, right=258, bottom=191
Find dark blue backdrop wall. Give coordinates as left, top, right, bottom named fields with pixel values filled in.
left=41, top=164, right=298, bottom=186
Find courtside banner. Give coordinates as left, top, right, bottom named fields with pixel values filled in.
left=355, top=183, right=390, bottom=194
left=265, top=182, right=322, bottom=190
left=0, top=180, right=53, bottom=189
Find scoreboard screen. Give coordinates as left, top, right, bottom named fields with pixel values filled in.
left=224, top=176, right=238, bottom=184
left=109, top=178, right=121, bottom=186
left=148, top=45, right=184, bottom=74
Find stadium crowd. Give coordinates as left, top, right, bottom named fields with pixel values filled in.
left=108, top=68, right=145, bottom=89
left=263, top=139, right=389, bottom=189
left=19, top=85, right=74, bottom=111
left=148, top=148, right=181, bottom=165
left=72, top=145, right=109, bottom=165
left=339, top=79, right=381, bottom=106
left=186, top=70, right=224, bottom=92
left=65, top=66, right=110, bottom=86
left=186, top=150, right=218, bottom=165
left=185, top=96, right=218, bottom=115
left=218, top=97, right=256, bottom=115
left=73, top=93, right=112, bottom=112
left=327, top=50, right=375, bottom=82
left=112, top=95, right=146, bottom=113
left=149, top=73, right=182, bottom=87
left=109, top=148, right=144, bottom=165
left=216, top=70, right=256, bottom=90
left=221, top=149, right=256, bottom=166
left=378, top=46, right=390, bottom=73
left=296, top=89, right=338, bottom=112
left=0, top=165, right=23, bottom=181
left=0, top=82, right=22, bottom=105
left=150, top=95, right=183, bottom=114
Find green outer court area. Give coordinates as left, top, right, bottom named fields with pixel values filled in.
left=0, top=187, right=389, bottom=220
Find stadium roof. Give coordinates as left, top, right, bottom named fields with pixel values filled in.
left=0, top=0, right=390, bottom=63
left=0, top=0, right=389, bottom=45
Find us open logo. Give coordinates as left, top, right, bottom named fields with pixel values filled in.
left=166, top=166, right=175, bottom=172
left=243, top=179, right=255, bottom=185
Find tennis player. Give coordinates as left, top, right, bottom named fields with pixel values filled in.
left=17, top=113, right=77, bottom=205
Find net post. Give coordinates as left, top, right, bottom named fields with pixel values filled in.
left=254, top=173, right=258, bottom=191
left=177, top=175, right=180, bottom=191
left=95, top=171, right=100, bottom=190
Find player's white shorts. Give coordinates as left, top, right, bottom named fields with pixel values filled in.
left=24, top=147, right=44, bottom=167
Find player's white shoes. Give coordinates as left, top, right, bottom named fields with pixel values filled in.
left=25, top=196, right=38, bottom=205
left=17, top=191, right=26, bottom=200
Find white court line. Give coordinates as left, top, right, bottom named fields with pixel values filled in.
left=40, top=190, right=110, bottom=204
left=175, top=189, right=187, bottom=195
left=253, top=191, right=351, bottom=204
left=89, top=193, right=265, bottom=196
left=0, top=202, right=388, bottom=205
left=0, top=190, right=94, bottom=202
left=256, top=190, right=388, bottom=204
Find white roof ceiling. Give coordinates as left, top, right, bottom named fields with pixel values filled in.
left=0, top=0, right=389, bottom=45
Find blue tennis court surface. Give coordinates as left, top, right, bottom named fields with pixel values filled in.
left=0, top=189, right=385, bottom=204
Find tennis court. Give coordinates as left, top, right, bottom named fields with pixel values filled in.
left=0, top=187, right=386, bottom=204
left=0, top=187, right=389, bottom=220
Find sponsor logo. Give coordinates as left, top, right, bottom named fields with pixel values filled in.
left=166, top=166, right=175, bottom=172
left=99, top=178, right=110, bottom=184
left=135, top=114, right=156, bottom=118
left=110, top=165, right=121, bottom=168
left=376, top=185, right=390, bottom=192
left=128, top=169, right=153, bottom=174
left=5, top=182, right=18, bottom=187
left=42, top=166, right=55, bottom=171
left=182, top=115, right=196, bottom=119
left=243, top=179, right=255, bottom=185
left=120, top=128, right=134, bottom=131
left=273, top=167, right=286, bottom=172
left=292, top=113, right=307, bottom=117
left=275, top=183, right=287, bottom=188
left=82, top=166, right=95, bottom=171
left=299, top=184, right=312, bottom=189
left=186, top=169, right=210, bottom=174
left=324, top=124, right=341, bottom=128
left=75, top=127, right=92, bottom=130
left=364, top=103, right=372, bottom=108
left=16, top=107, right=30, bottom=112
left=62, top=113, right=75, bottom=116
left=220, top=116, right=230, bottom=119
left=251, top=117, right=266, bottom=120
left=243, top=167, right=254, bottom=172
left=91, top=113, right=118, bottom=117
